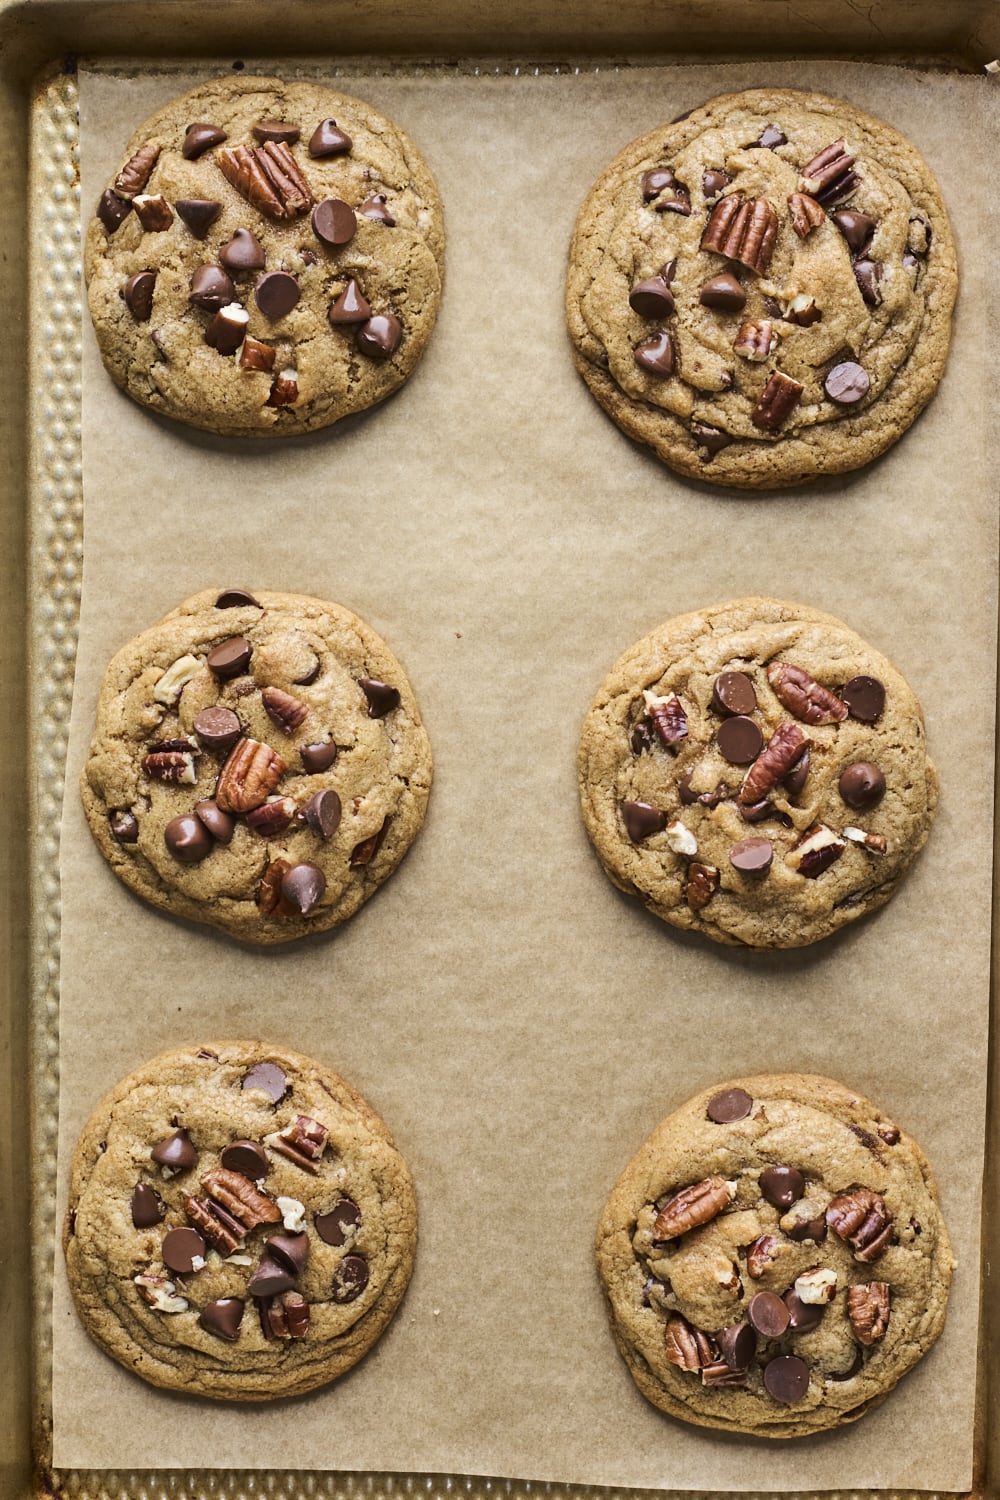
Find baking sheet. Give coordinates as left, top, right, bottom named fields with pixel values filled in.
left=53, top=58, right=996, bottom=1490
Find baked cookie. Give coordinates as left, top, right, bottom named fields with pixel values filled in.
left=64, top=1042, right=417, bottom=1401
left=566, top=88, right=956, bottom=487
left=81, top=587, right=431, bottom=945
left=85, top=76, right=444, bottom=436
left=596, top=1074, right=953, bottom=1438
left=578, top=597, right=936, bottom=949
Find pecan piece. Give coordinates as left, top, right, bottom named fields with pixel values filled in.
left=644, top=691, right=688, bottom=747
left=746, top=1233, right=781, bottom=1279
left=217, top=142, right=312, bottom=221
left=799, top=137, right=861, bottom=206
left=702, top=1360, right=749, bottom=1387
left=739, top=721, right=809, bottom=805
left=240, top=337, right=276, bottom=372
left=216, top=737, right=287, bottom=812
left=262, top=685, right=309, bottom=732
left=267, top=368, right=299, bottom=406
left=686, top=862, right=719, bottom=912
left=787, top=191, right=825, bottom=238
left=701, top=194, right=778, bottom=274
left=246, top=797, right=298, bottom=836
left=664, top=1315, right=715, bottom=1371
left=184, top=1194, right=244, bottom=1255
left=750, top=371, right=804, bottom=431
left=259, top=1290, right=311, bottom=1339
left=847, top=1281, right=890, bottom=1344
left=843, top=827, right=887, bottom=854
left=142, top=748, right=198, bottom=784
left=134, top=1273, right=188, bottom=1313
left=783, top=294, right=822, bottom=327
left=200, top=1168, right=281, bottom=1229
left=350, top=815, right=392, bottom=867
left=258, top=858, right=296, bottom=917
left=767, top=662, right=848, bottom=724
left=132, top=194, right=174, bottom=233
left=789, top=823, right=847, bottom=878
left=271, top=1114, right=329, bottom=1172
left=653, top=1177, right=735, bottom=1241
left=733, top=318, right=774, bottom=362
left=826, top=1188, right=893, bottom=1261
left=114, top=141, right=160, bottom=198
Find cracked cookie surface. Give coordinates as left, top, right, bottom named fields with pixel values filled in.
left=85, top=76, right=444, bottom=437
left=81, top=587, right=432, bottom=945
left=596, top=1073, right=953, bottom=1437
left=64, top=1041, right=417, bottom=1400
left=566, top=87, right=956, bottom=487
left=578, top=596, right=937, bottom=949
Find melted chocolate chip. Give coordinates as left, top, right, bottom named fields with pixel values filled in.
left=629, top=275, right=675, bottom=318
left=359, top=192, right=395, bottom=225
left=633, top=330, right=675, bottom=376
left=193, top=706, right=242, bottom=752
left=122, top=271, right=155, bottom=321
left=248, top=1255, right=295, bottom=1297
left=842, top=675, right=885, bottom=723
left=315, top=1198, right=361, bottom=1246
left=266, top=1232, right=310, bottom=1275
left=304, top=789, right=342, bottom=839
left=699, top=272, right=746, bottom=312
left=716, top=1321, right=756, bottom=1370
left=221, top=1139, right=269, bottom=1176
left=182, top=122, right=227, bottom=160
left=762, top=1354, right=810, bottom=1403
left=717, top=716, right=763, bottom=765
left=110, top=810, right=139, bottom=844
left=622, top=800, right=667, bottom=842
left=164, top=814, right=213, bottom=864
left=282, top=863, right=327, bottom=915
left=824, top=361, right=870, bottom=405
left=215, top=588, right=262, bottom=609
left=207, top=637, right=252, bottom=678
left=175, top=199, right=222, bottom=238
left=328, top=279, right=372, bottom=326
left=253, top=121, right=300, bottom=145
left=195, top=799, right=236, bottom=844
left=832, top=209, right=876, bottom=256
left=331, top=1253, right=369, bottom=1303
left=151, top=1128, right=197, bottom=1170
left=254, top=271, right=301, bottom=320
left=241, top=1062, right=287, bottom=1103
left=220, top=228, right=266, bottom=272
left=759, top=1165, right=804, bottom=1210
left=359, top=677, right=400, bottom=717
left=162, top=1225, right=206, bottom=1273
left=309, top=119, right=353, bottom=157
left=749, top=1290, right=791, bottom=1337
left=189, top=265, right=235, bottom=312
left=706, top=1088, right=753, bottom=1123
left=301, top=741, right=338, bottom=773
left=783, top=1288, right=825, bottom=1332
left=199, top=1297, right=244, bottom=1340
left=357, top=313, right=402, bottom=360
left=729, top=837, right=772, bottom=874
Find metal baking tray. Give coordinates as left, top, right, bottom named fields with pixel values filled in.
left=5, top=1, right=999, bottom=1496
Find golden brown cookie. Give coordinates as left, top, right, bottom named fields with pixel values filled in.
left=566, top=88, right=956, bottom=487
left=596, top=1074, right=953, bottom=1437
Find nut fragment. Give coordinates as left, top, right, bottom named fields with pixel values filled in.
left=686, top=862, right=719, bottom=912
left=750, top=370, right=804, bottom=431
left=134, top=1274, right=189, bottom=1313
left=787, top=191, right=825, bottom=237
left=666, top=820, right=698, bottom=857
left=114, top=142, right=160, bottom=198
left=199, top=1168, right=281, bottom=1230
left=183, top=1194, right=244, bottom=1255
left=246, top=797, right=298, bottom=836
left=153, top=653, right=202, bottom=706
left=843, top=827, right=888, bottom=853
left=259, top=1290, right=311, bottom=1339
left=793, top=1267, right=838, bottom=1303
left=739, top=721, right=809, bottom=805
left=270, top=1114, right=329, bottom=1173
left=746, top=1233, right=782, bottom=1279
left=217, top=141, right=313, bottom=221
left=789, top=823, right=847, bottom=879
left=350, top=815, right=391, bottom=868
left=240, top=337, right=276, bottom=372
left=258, top=857, right=295, bottom=916
left=799, top=137, right=861, bottom=205
left=847, top=1281, right=890, bottom=1344
left=767, top=662, right=848, bottom=724
left=700, top=194, right=778, bottom=274
left=215, top=737, right=287, bottom=812
left=262, top=685, right=309, bottom=732
left=664, top=1315, right=715, bottom=1371
left=643, top=690, right=688, bottom=747
left=277, top=1196, right=307, bottom=1232
left=132, top=194, right=174, bottom=233
left=733, top=318, right=774, bottom=362
left=826, top=1188, right=893, bottom=1261
left=701, top=1360, right=749, bottom=1387
left=205, top=303, right=250, bottom=356
left=653, top=1177, right=736, bottom=1241
left=141, top=748, right=198, bottom=784
left=267, top=367, right=300, bottom=406
left=783, top=293, right=823, bottom=327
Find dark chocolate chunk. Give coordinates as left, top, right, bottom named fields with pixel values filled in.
left=706, top=1088, right=753, bottom=1123
left=842, top=675, right=885, bottom=723
left=248, top=1255, right=295, bottom=1297
left=717, top=715, right=764, bottom=765
left=221, top=1139, right=269, bottom=1177
left=359, top=192, right=396, bottom=225
left=195, top=798, right=237, bottom=844
left=753, top=124, right=786, bottom=148
left=759, top=1165, right=804, bottom=1210
left=783, top=1288, right=825, bottom=1332
left=130, top=1182, right=165, bottom=1227
left=762, top=1354, right=810, bottom=1403
left=715, top=1320, right=756, bottom=1371
left=215, top=588, right=262, bottom=609
left=729, top=836, right=772, bottom=874
left=242, top=1062, right=287, bottom=1103
left=749, top=1290, right=791, bottom=1337
left=331, top=1253, right=369, bottom=1303
left=162, top=1225, right=206, bottom=1273
left=311, top=197, right=357, bottom=246
left=628, top=275, right=675, bottom=318
left=182, top=122, right=227, bottom=159
left=357, top=313, right=402, bottom=360
left=254, top=271, right=301, bottom=320
left=175, top=198, right=222, bottom=238
left=151, top=1128, right=198, bottom=1170
left=220, top=227, right=266, bottom=272
left=786, top=1211, right=828, bottom=1244
left=328, top=279, right=372, bottom=326
left=622, top=800, right=667, bottom=842
left=304, top=789, right=342, bottom=840
left=712, top=671, right=758, bottom=721
left=783, top=746, right=810, bottom=797
left=699, top=272, right=746, bottom=312
left=702, top=168, right=731, bottom=200
left=266, top=1232, right=310, bottom=1275
left=633, top=330, right=675, bottom=376
left=110, top=810, right=139, bottom=844
left=631, top=718, right=656, bottom=755
left=199, top=1297, right=244, bottom=1340
left=193, top=707, right=242, bottom=753
left=207, top=636, right=252, bottom=678
left=253, top=121, right=301, bottom=145
left=315, top=1198, right=361, bottom=1246
left=359, top=677, right=400, bottom=717
left=852, top=257, right=883, bottom=307
left=282, top=863, right=327, bottom=915
left=188, top=264, right=235, bottom=312
left=301, top=740, right=338, bottom=773
left=309, top=119, right=353, bottom=157
left=832, top=209, right=876, bottom=256
left=164, top=814, right=213, bottom=865
left=97, top=189, right=131, bottom=233
left=824, top=361, right=870, bottom=404
left=839, top=761, right=886, bottom=809
left=123, top=271, right=155, bottom=322
left=690, top=421, right=733, bottom=457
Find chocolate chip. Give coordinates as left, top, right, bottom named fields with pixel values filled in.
left=328, top=279, right=372, bottom=326
left=622, top=800, right=667, bottom=842
left=633, top=330, right=675, bottom=376
left=690, top=421, right=733, bottom=457
left=311, top=197, right=357, bottom=246
left=903, top=249, right=921, bottom=276
left=879, top=1124, right=901, bottom=1146
left=839, top=761, right=886, bottom=809
left=631, top=718, right=655, bottom=756
left=832, top=209, right=876, bottom=256
left=282, top=863, right=327, bottom=915
left=824, top=360, right=870, bottom=404
left=315, top=1198, right=361, bottom=1246
left=738, top=798, right=782, bottom=825
left=829, top=1347, right=864, bottom=1381
left=783, top=1288, right=825, bottom=1332
left=221, top=1139, right=269, bottom=1176
left=164, top=814, right=214, bottom=865
left=640, top=168, right=676, bottom=202
left=730, top=837, right=772, bottom=874
left=759, top=1165, right=804, bottom=1210
left=301, top=740, right=338, bottom=773
left=182, top=122, right=227, bottom=159
left=753, top=124, right=786, bottom=148
left=266, top=1232, right=309, bottom=1275
left=786, top=1212, right=827, bottom=1245
left=195, top=798, right=237, bottom=844
left=761, top=295, right=784, bottom=319
left=715, top=1321, right=756, bottom=1370
left=189, top=264, right=235, bottom=312
left=331, top=1253, right=369, bottom=1303
left=711, top=671, right=756, bottom=716
left=357, top=312, right=402, bottom=360
left=207, top=636, right=252, bottom=678
left=749, top=1290, right=791, bottom=1337
left=175, top=198, right=222, bottom=238
left=110, top=810, right=139, bottom=844
left=199, top=1297, right=244, bottom=1340
left=97, top=189, right=131, bottom=233
left=842, top=675, right=885, bottom=723
left=678, top=770, right=698, bottom=803
left=853, top=257, right=882, bottom=307
left=162, top=1225, right=206, bottom=1273
left=309, top=118, right=352, bottom=157
left=253, top=271, right=301, bottom=321
left=253, top=120, right=300, bottom=145
left=122, top=271, right=155, bottom=321
left=783, top=746, right=810, bottom=797
left=242, top=1062, right=287, bottom=1103
left=702, top=168, right=731, bottom=199
left=130, top=1182, right=165, bottom=1227
left=358, top=192, right=395, bottom=225
left=248, top=1255, right=295, bottom=1297
left=359, top=677, right=400, bottom=717
left=763, top=1354, right=809, bottom=1403
left=628, top=275, right=675, bottom=318
left=215, top=588, right=262, bottom=609
left=151, top=1128, right=197, bottom=1170
left=706, top=1088, right=753, bottom=1123
left=717, top=716, right=764, bottom=765
left=193, top=708, right=241, bottom=754
left=305, top=789, right=342, bottom=839
left=699, top=272, right=746, bottom=312
left=220, top=227, right=266, bottom=271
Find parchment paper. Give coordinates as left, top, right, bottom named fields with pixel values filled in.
left=54, top=58, right=997, bottom=1489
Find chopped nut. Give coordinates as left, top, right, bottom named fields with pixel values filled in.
left=783, top=293, right=823, bottom=327
left=270, top=1114, right=329, bottom=1172
left=767, top=662, right=848, bottom=724
left=267, top=367, right=300, bottom=406
left=132, top=194, right=174, bottom=232
left=215, top=737, right=287, bottom=812
left=739, top=721, right=809, bottom=805
left=847, top=1281, right=890, bottom=1344
left=826, top=1188, right=893, bottom=1261
left=114, top=142, right=160, bottom=198
left=843, top=827, right=887, bottom=853
left=664, top=1315, right=716, bottom=1371
left=183, top=1194, right=244, bottom=1255
left=799, top=137, right=861, bottom=205
left=793, top=1267, right=838, bottom=1303
left=258, top=857, right=296, bottom=916
left=134, top=1274, right=189, bottom=1313
left=199, top=1168, right=281, bottom=1229
left=643, top=690, right=688, bottom=747
left=259, top=1290, right=311, bottom=1339
left=205, top=303, right=250, bottom=357
left=653, top=1177, right=736, bottom=1241
left=750, top=371, right=804, bottom=431
left=262, top=685, right=309, bottom=732
left=700, top=194, right=778, bottom=274
left=666, top=820, right=698, bottom=857
left=217, top=142, right=313, bottom=221
left=788, top=823, right=847, bottom=878
left=733, top=318, right=774, bottom=362
left=153, top=653, right=202, bottom=706
left=350, top=815, right=392, bottom=868
left=746, top=1233, right=781, bottom=1279
left=240, top=337, right=276, bottom=372
left=701, top=1360, right=749, bottom=1387
left=787, top=191, right=825, bottom=237
left=277, top=1196, right=307, bottom=1232
left=781, top=1199, right=829, bottom=1243
left=686, top=862, right=720, bottom=912
left=246, top=797, right=298, bottom=836
left=141, top=747, right=198, bottom=784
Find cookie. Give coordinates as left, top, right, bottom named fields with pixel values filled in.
left=596, top=1073, right=953, bottom=1438
left=578, top=597, right=937, bottom=949
left=63, top=1042, right=416, bottom=1400
left=566, top=88, right=956, bottom=487
left=85, top=76, right=444, bottom=436
left=80, top=588, right=431, bottom=945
